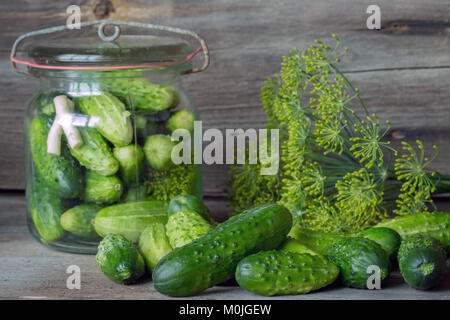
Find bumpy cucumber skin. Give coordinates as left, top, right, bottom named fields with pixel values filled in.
left=113, top=145, right=145, bottom=186
left=166, top=110, right=195, bottom=133
left=69, top=127, right=119, bottom=176
left=84, top=171, right=123, bottom=204
left=105, top=78, right=178, bottom=111
left=60, top=204, right=102, bottom=239
left=325, top=238, right=391, bottom=289
left=77, top=94, right=133, bottom=147
left=397, top=235, right=447, bottom=290
left=138, top=223, right=173, bottom=273
left=96, top=234, right=145, bottom=284
left=236, top=250, right=339, bottom=296
left=398, top=234, right=445, bottom=258
left=166, top=210, right=213, bottom=248
left=29, top=173, right=66, bottom=241
left=290, top=225, right=402, bottom=260
left=168, top=193, right=214, bottom=224
left=29, top=117, right=84, bottom=199
left=160, top=84, right=180, bottom=108
left=399, top=247, right=446, bottom=290
left=153, top=203, right=292, bottom=297
left=374, top=212, right=450, bottom=251
left=357, top=227, right=402, bottom=260
left=94, top=201, right=168, bottom=243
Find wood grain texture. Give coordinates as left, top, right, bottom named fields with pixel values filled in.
left=0, top=192, right=449, bottom=300
left=0, top=0, right=450, bottom=196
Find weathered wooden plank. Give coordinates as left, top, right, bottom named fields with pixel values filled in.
left=0, top=192, right=449, bottom=300
left=2, top=0, right=450, bottom=72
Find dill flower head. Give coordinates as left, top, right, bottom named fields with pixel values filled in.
left=296, top=198, right=344, bottom=233
left=350, top=114, right=397, bottom=169
left=314, top=116, right=347, bottom=155
left=394, top=140, right=439, bottom=215
left=300, top=161, right=326, bottom=197
left=335, top=168, right=383, bottom=218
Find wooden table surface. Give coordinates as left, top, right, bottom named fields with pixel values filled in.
left=1, top=192, right=449, bottom=300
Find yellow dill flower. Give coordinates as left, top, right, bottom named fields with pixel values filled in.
left=394, top=140, right=439, bottom=215
left=350, top=114, right=397, bottom=168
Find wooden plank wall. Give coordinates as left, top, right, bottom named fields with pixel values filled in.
left=1, top=0, right=449, bottom=198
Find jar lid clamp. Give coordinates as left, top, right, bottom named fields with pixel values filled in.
left=10, top=20, right=210, bottom=76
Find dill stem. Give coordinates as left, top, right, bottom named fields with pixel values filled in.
left=434, top=181, right=450, bottom=194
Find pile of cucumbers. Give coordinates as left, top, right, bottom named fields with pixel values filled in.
left=27, top=78, right=449, bottom=296
left=95, top=193, right=449, bottom=296
left=28, top=79, right=198, bottom=244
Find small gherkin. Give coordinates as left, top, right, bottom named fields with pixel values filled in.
left=69, top=127, right=119, bottom=176
left=84, top=171, right=123, bottom=204
left=77, top=94, right=133, bottom=147
left=105, top=78, right=179, bottom=111
left=113, top=144, right=145, bottom=186
left=236, top=250, right=339, bottom=296
left=325, top=238, right=391, bottom=289
left=166, top=210, right=213, bottom=248
left=397, top=235, right=446, bottom=290
left=166, top=110, right=195, bottom=133
left=96, top=234, right=145, bottom=284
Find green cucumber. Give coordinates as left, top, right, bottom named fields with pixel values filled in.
left=138, top=223, right=173, bottom=273
left=60, top=204, right=102, bottom=239
left=28, top=171, right=66, bottom=241
left=166, top=110, right=195, bottom=133
left=374, top=212, right=450, bottom=251
left=113, top=145, right=145, bottom=186
left=357, top=227, right=401, bottom=260
left=168, top=193, right=214, bottom=224
left=105, top=78, right=178, bottom=111
left=29, top=116, right=84, bottom=199
left=279, top=238, right=319, bottom=256
left=153, top=203, right=292, bottom=296
left=236, top=250, right=339, bottom=296
left=144, top=134, right=175, bottom=171
left=77, top=94, right=133, bottom=147
left=288, top=226, right=343, bottom=254
left=96, top=234, right=145, bottom=284
left=166, top=210, right=213, bottom=248
left=84, top=171, right=123, bottom=204
left=69, top=127, right=119, bottom=176
left=325, top=238, right=391, bottom=289
left=398, top=235, right=447, bottom=290
left=289, top=225, right=401, bottom=260
left=94, top=201, right=168, bottom=243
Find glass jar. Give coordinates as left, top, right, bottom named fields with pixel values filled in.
left=11, top=21, right=209, bottom=254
